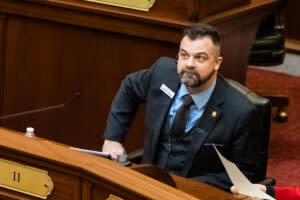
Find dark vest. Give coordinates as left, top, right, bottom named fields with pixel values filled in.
left=155, top=117, right=197, bottom=176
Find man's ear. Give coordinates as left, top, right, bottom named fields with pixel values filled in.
left=214, top=56, right=223, bottom=70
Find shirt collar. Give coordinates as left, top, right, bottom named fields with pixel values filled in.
left=178, top=80, right=216, bottom=110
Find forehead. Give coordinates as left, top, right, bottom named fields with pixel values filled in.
left=180, top=36, right=215, bottom=54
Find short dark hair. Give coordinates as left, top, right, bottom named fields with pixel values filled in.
left=183, top=24, right=221, bottom=55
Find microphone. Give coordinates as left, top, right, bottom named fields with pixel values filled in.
left=0, top=92, right=80, bottom=120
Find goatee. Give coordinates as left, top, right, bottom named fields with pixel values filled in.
left=178, top=68, right=215, bottom=88
left=179, top=69, right=201, bottom=87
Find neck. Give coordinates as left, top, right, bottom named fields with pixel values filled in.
left=187, top=73, right=217, bottom=94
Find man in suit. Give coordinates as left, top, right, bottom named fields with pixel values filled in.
left=102, top=23, right=264, bottom=191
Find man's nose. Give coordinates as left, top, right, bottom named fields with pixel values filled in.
left=186, top=57, right=195, bottom=67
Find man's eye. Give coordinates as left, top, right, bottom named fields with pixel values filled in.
left=196, top=56, right=206, bottom=61
left=180, top=53, right=188, bottom=58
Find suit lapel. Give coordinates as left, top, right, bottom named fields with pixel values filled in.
left=150, top=67, right=181, bottom=161
left=182, top=76, right=225, bottom=176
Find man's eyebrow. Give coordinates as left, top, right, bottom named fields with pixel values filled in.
left=195, top=52, right=208, bottom=57
left=180, top=48, right=207, bottom=56
left=179, top=48, right=187, bottom=53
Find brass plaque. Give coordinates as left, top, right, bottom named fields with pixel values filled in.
left=85, top=0, right=155, bottom=11
left=0, top=158, right=53, bottom=199
left=106, top=194, right=124, bottom=200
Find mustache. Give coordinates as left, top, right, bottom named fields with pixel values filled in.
left=179, top=69, right=199, bottom=76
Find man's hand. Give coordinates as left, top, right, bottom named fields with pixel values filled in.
left=102, top=139, right=126, bottom=159
left=230, top=185, right=266, bottom=200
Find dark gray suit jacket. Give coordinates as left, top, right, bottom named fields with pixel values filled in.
left=104, top=57, right=264, bottom=191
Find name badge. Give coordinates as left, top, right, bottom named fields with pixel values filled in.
left=160, top=84, right=175, bottom=98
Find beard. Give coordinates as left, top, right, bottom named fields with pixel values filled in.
left=178, top=68, right=215, bottom=88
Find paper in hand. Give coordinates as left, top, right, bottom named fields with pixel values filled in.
left=69, top=147, right=111, bottom=159
left=213, top=144, right=275, bottom=200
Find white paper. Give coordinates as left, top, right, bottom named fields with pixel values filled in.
left=213, top=145, right=275, bottom=200
left=70, top=147, right=110, bottom=157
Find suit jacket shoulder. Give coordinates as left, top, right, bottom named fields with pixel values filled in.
left=214, top=76, right=256, bottom=115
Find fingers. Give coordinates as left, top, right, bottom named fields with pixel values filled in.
left=233, top=193, right=252, bottom=200
left=231, top=186, right=238, bottom=194
left=102, top=139, right=126, bottom=159
left=231, top=186, right=249, bottom=199
left=231, top=185, right=265, bottom=200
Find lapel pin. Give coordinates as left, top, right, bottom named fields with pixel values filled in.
left=212, top=111, right=217, bottom=117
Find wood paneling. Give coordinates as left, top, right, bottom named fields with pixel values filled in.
left=284, top=0, right=300, bottom=54
left=195, top=0, right=251, bottom=20
left=0, top=14, right=177, bottom=152
left=286, top=0, right=300, bottom=41
left=0, top=13, right=7, bottom=118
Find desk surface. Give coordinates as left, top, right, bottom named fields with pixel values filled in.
left=0, top=127, right=234, bottom=200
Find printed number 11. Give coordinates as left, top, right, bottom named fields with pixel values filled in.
left=13, top=171, right=21, bottom=182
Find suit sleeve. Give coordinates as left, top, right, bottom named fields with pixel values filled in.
left=103, top=59, right=161, bottom=142
left=231, top=106, right=264, bottom=183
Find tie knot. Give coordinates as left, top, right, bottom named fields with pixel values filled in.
left=182, top=95, right=194, bottom=107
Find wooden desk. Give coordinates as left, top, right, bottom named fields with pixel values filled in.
left=0, top=0, right=283, bottom=152
left=0, top=127, right=233, bottom=200
left=131, top=165, right=233, bottom=200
